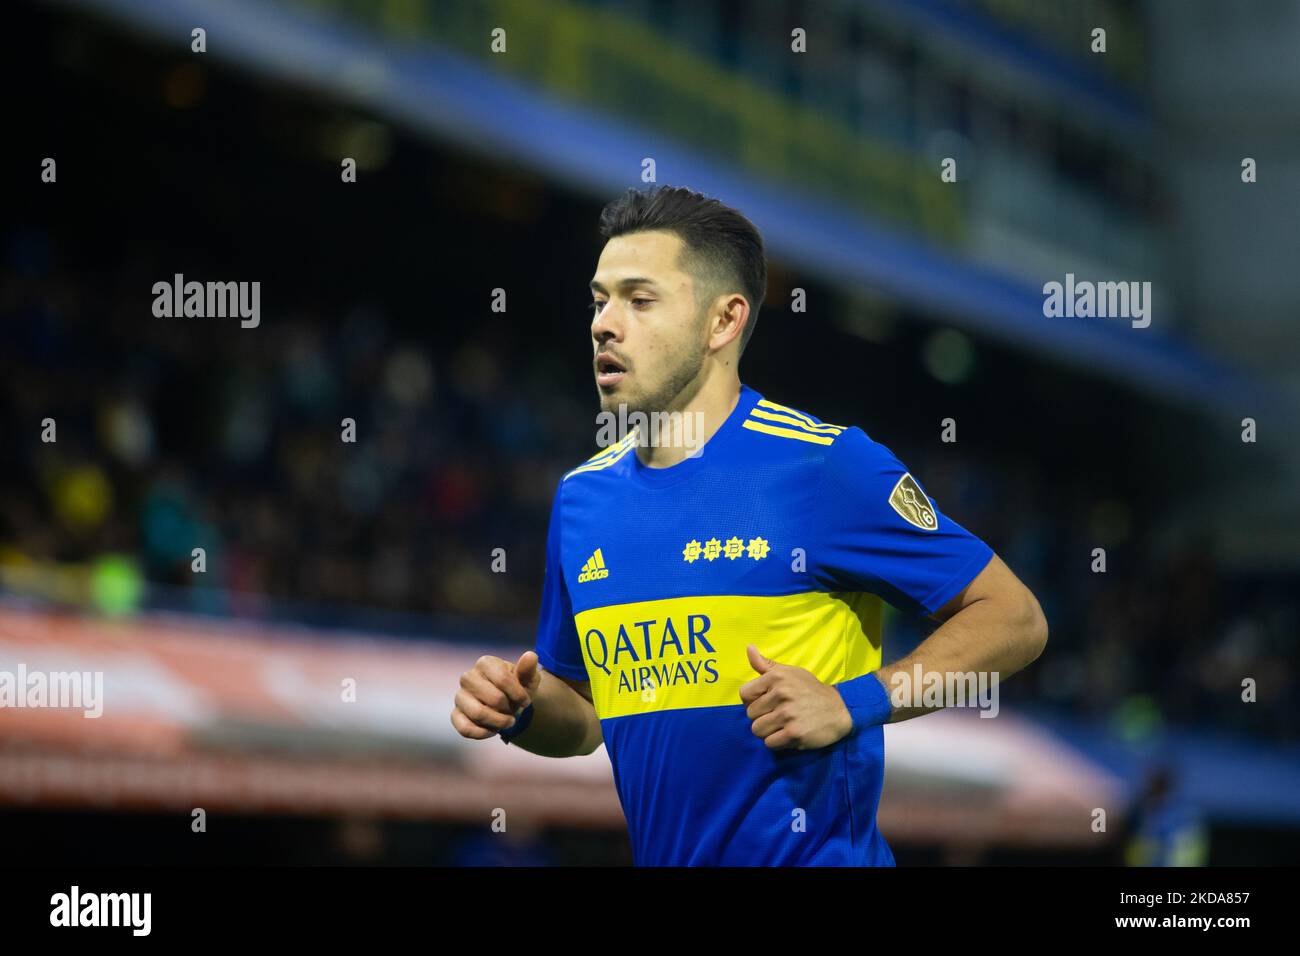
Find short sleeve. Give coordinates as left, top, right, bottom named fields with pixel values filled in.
left=534, top=481, right=588, bottom=680
left=813, top=428, right=993, bottom=616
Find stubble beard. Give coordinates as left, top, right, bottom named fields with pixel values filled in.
left=602, top=345, right=704, bottom=424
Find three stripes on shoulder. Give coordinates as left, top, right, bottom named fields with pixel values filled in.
left=566, top=431, right=640, bottom=479
left=742, top=399, right=845, bottom=446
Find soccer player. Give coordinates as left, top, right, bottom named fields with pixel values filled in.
left=451, top=186, right=1048, bottom=865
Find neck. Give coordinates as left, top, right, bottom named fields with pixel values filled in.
left=635, top=369, right=742, bottom=469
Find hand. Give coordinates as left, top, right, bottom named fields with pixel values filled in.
left=451, top=650, right=542, bottom=740
left=739, top=645, right=854, bottom=750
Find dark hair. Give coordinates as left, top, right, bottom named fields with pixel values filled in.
left=598, top=186, right=767, bottom=355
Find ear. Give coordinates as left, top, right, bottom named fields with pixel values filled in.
left=708, top=292, right=749, bottom=354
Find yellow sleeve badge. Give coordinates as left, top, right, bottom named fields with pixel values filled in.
left=888, top=473, right=938, bottom=531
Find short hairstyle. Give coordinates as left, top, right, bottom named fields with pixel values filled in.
left=598, top=186, right=767, bottom=355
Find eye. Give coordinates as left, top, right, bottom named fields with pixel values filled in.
left=588, top=300, right=606, bottom=316
left=631, top=297, right=652, bottom=308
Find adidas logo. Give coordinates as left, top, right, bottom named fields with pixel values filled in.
left=577, top=548, right=610, bottom=583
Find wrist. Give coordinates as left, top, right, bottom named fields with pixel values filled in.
left=835, top=671, right=892, bottom=734
left=498, top=703, right=535, bottom=744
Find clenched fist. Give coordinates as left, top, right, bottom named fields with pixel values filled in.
left=739, top=644, right=854, bottom=750
left=451, top=650, right=542, bottom=740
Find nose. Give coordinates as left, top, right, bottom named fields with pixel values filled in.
left=591, top=299, right=621, bottom=347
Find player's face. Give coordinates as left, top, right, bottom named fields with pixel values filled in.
left=588, top=230, right=709, bottom=415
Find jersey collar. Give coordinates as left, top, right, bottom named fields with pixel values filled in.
left=627, top=384, right=761, bottom=488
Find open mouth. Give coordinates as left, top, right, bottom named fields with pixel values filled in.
left=595, top=353, right=627, bottom=388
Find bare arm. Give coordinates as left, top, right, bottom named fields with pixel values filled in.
left=451, top=651, right=602, bottom=757
left=876, top=553, right=1048, bottom=722
left=513, top=666, right=603, bottom=757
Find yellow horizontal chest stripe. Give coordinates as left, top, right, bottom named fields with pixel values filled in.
left=572, top=591, right=883, bottom=720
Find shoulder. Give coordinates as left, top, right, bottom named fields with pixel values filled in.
left=740, top=394, right=890, bottom=466
left=739, top=395, right=849, bottom=449
left=560, top=431, right=639, bottom=483
left=740, top=392, right=905, bottom=486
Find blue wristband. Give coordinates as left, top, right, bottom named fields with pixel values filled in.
left=835, top=672, right=892, bottom=733
left=498, top=703, right=535, bottom=744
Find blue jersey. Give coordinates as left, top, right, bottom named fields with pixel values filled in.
left=535, top=384, right=993, bottom=865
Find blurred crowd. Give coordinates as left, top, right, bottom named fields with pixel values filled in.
left=1, top=231, right=1295, bottom=744
left=0, top=231, right=596, bottom=630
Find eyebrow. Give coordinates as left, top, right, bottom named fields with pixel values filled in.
left=589, top=277, right=660, bottom=294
